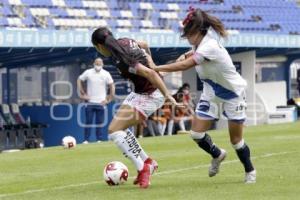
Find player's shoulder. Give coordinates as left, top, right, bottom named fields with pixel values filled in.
left=82, top=68, right=94, bottom=74
left=101, top=69, right=112, bottom=76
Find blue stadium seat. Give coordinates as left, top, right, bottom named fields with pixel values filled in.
left=49, top=8, right=69, bottom=18
left=22, top=0, right=53, bottom=7
left=64, top=0, right=83, bottom=9
left=0, top=0, right=299, bottom=34
left=0, top=18, right=9, bottom=27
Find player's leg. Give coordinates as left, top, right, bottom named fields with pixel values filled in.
left=192, top=99, right=227, bottom=177
left=228, top=121, right=256, bottom=183
left=108, top=104, right=151, bottom=188
left=84, top=104, right=94, bottom=143
left=224, top=92, right=256, bottom=183
left=95, top=105, right=104, bottom=142
left=108, top=104, right=145, bottom=171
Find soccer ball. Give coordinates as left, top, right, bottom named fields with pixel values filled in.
left=62, top=136, right=76, bottom=149
left=103, top=161, right=129, bottom=186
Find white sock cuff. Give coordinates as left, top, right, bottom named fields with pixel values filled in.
left=190, top=130, right=206, bottom=140
left=232, top=139, right=245, bottom=150
left=109, top=130, right=126, bottom=141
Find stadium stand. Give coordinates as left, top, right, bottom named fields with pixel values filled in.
left=0, top=104, right=45, bottom=150
left=0, top=0, right=300, bottom=34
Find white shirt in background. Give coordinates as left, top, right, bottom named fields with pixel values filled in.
left=79, top=68, right=114, bottom=104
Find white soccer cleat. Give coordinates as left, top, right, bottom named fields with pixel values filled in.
left=208, top=149, right=227, bottom=177
left=245, top=170, right=256, bottom=184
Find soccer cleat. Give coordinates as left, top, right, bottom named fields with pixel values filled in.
left=208, top=149, right=227, bottom=177
left=146, top=158, right=158, bottom=175
left=136, top=163, right=151, bottom=189
left=245, top=170, right=256, bottom=184
left=134, top=158, right=158, bottom=185
left=82, top=141, right=89, bottom=144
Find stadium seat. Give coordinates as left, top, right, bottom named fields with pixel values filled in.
left=0, top=114, right=6, bottom=152
left=15, top=129, right=25, bottom=149
left=10, top=104, right=46, bottom=149
left=6, top=129, right=17, bottom=149
left=0, top=131, right=5, bottom=152
left=0, top=104, right=18, bottom=129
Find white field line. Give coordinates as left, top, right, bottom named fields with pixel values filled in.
left=0, top=151, right=297, bottom=199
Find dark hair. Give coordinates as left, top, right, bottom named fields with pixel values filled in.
left=181, top=8, right=227, bottom=38
left=91, top=27, right=136, bottom=66
left=182, top=83, right=190, bottom=89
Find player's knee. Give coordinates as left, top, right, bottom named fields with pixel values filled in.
left=108, top=130, right=126, bottom=141
left=231, top=138, right=245, bottom=149
left=108, top=125, right=116, bottom=134
left=190, top=130, right=206, bottom=140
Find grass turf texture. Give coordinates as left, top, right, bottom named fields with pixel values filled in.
left=0, top=122, right=300, bottom=200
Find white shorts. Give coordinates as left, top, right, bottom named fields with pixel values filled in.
left=195, top=90, right=247, bottom=123
left=122, top=89, right=165, bottom=119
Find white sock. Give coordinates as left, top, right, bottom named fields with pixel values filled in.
left=179, top=119, right=186, bottom=131
left=232, top=139, right=245, bottom=150
left=190, top=130, right=206, bottom=139
left=126, top=129, right=149, bottom=162
left=109, top=130, right=144, bottom=171
left=167, top=120, right=174, bottom=135
left=158, top=123, right=166, bottom=136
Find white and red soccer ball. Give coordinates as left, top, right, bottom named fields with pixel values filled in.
left=103, top=161, right=129, bottom=186
left=62, top=136, right=76, bottom=149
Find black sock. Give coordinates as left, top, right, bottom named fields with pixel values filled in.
left=236, top=144, right=254, bottom=173
left=193, top=134, right=221, bottom=158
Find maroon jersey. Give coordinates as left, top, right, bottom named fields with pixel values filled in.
left=111, top=38, right=157, bottom=94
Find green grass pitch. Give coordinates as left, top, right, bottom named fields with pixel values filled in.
left=0, top=122, right=300, bottom=200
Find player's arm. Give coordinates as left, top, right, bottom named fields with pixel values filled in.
left=106, top=83, right=115, bottom=103
left=176, top=50, right=193, bottom=62
left=137, top=40, right=152, bottom=56
left=134, top=63, right=178, bottom=106
left=77, top=78, right=85, bottom=96
left=77, top=78, right=89, bottom=100
left=154, top=56, right=197, bottom=72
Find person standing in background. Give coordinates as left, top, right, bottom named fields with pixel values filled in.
left=77, top=58, right=115, bottom=144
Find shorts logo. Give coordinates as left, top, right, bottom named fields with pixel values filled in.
left=197, top=100, right=210, bottom=113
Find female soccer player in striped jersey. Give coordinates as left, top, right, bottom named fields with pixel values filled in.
left=91, top=27, right=178, bottom=188
left=150, top=8, right=256, bottom=183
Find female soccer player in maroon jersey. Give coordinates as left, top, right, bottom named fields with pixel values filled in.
left=91, top=27, right=178, bottom=188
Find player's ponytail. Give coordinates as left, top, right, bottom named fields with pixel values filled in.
left=182, top=8, right=227, bottom=38
left=91, top=27, right=136, bottom=66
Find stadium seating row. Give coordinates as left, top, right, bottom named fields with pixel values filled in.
left=0, top=0, right=299, bottom=34
left=0, top=104, right=46, bottom=152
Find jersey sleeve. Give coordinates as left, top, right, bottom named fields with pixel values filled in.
left=106, top=72, right=114, bottom=84
left=78, top=70, right=88, bottom=81
left=193, top=40, right=219, bottom=64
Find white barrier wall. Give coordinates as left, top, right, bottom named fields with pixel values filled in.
left=255, top=81, right=296, bottom=124
left=256, top=81, right=287, bottom=112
